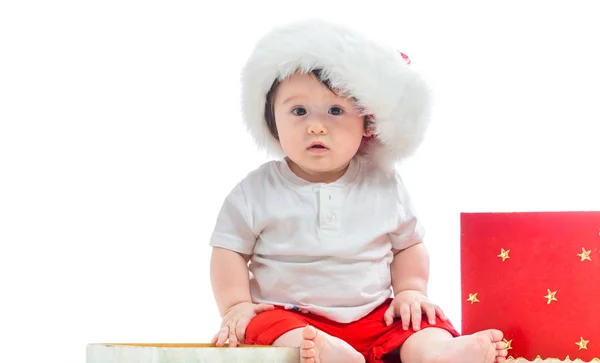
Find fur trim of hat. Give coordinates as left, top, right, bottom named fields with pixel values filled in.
left=241, top=19, right=432, bottom=168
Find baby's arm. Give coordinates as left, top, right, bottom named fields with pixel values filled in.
left=210, top=246, right=252, bottom=316
left=390, top=242, right=429, bottom=296
left=209, top=182, right=275, bottom=346
left=210, top=247, right=275, bottom=346
left=385, top=243, right=447, bottom=329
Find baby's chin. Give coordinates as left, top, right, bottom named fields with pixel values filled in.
left=297, top=159, right=351, bottom=175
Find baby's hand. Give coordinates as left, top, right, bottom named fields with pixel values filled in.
left=383, top=290, right=448, bottom=331
left=211, top=302, right=274, bottom=347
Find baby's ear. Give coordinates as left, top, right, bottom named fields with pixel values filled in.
left=363, top=117, right=375, bottom=137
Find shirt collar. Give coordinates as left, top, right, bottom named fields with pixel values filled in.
left=278, top=156, right=361, bottom=188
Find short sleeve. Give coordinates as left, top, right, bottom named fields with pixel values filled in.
left=209, top=183, right=257, bottom=255
left=388, top=173, right=425, bottom=251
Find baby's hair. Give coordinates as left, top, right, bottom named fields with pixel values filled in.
left=264, top=69, right=373, bottom=140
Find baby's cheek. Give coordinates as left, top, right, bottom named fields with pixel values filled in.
left=278, top=131, right=299, bottom=148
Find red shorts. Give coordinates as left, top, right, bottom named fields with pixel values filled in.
left=245, top=298, right=460, bottom=363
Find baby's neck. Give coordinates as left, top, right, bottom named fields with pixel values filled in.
left=285, top=158, right=350, bottom=184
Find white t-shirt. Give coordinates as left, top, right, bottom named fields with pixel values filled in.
left=209, top=155, right=425, bottom=323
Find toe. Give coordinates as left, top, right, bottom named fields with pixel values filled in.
left=302, top=325, right=318, bottom=340
left=301, top=348, right=316, bottom=359
left=487, top=329, right=504, bottom=342
left=301, top=340, right=315, bottom=349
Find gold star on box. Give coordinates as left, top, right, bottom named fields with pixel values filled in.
left=576, top=337, right=589, bottom=350
left=577, top=248, right=592, bottom=262
left=544, top=289, right=557, bottom=305
left=503, top=339, right=513, bottom=351
left=497, top=248, right=510, bottom=261
left=467, top=293, right=479, bottom=304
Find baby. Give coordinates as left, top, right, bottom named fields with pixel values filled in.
left=209, top=19, right=507, bottom=363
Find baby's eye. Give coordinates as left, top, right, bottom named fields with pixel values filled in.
left=328, top=107, right=344, bottom=115
left=292, top=107, right=307, bottom=116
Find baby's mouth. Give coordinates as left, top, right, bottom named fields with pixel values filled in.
left=307, top=141, right=328, bottom=150
left=307, top=143, right=329, bottom=153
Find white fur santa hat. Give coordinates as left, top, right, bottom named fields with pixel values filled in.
left=241, top=19, right=432, bottom=168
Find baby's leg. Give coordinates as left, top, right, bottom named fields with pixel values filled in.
left=273, top=326, right=365, bottom=363
left=400, top=327, right=508, bottom=363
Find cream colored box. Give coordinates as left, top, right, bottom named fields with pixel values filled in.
left=86, top=343, right=299, bottom=363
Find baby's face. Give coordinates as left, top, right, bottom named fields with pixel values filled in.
left=273, top=72, right=369, bottom=183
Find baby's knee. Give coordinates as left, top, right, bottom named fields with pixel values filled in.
left=245, top=309, right=307, bottom=346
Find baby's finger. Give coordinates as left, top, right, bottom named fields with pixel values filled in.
left=435, top=305, right=448, bottom=321
left=411, top=302, right=422, bottom=331
left=211, top=331, right=219, bottom=344
left=422, top=302, right=436, bottom=325
left=254, top=303, right=275, bottom=314
left=399, top=303, right=411, bottom=331
left=236, top=317, right=251, bottom=344
left=228, top=328, right=239, bottom=348
left=215, top=325, right=229, bottom=347
left=383, top=305, right=395, bottom=326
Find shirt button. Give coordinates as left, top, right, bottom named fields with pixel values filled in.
left=327, top=214, right=335, bottom=223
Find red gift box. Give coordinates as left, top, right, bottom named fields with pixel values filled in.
left=460, top=211, right=600, bottom=361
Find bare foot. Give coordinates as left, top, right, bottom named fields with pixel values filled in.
left=423, top=329, right=508, bottom=363
left=300, top=325, right=364, bottom=363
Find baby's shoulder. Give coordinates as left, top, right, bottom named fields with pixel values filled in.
left=354, top=159, right=415, bottom=207
left=356, top=157, right=403, bottom=189
left=236, top=159, right=285, bottom=192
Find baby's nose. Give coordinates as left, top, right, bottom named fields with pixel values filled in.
left=307, top=120, right=327, bottom=135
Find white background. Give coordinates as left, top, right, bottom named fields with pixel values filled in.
left=1, top=1, right=599, bottom=362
